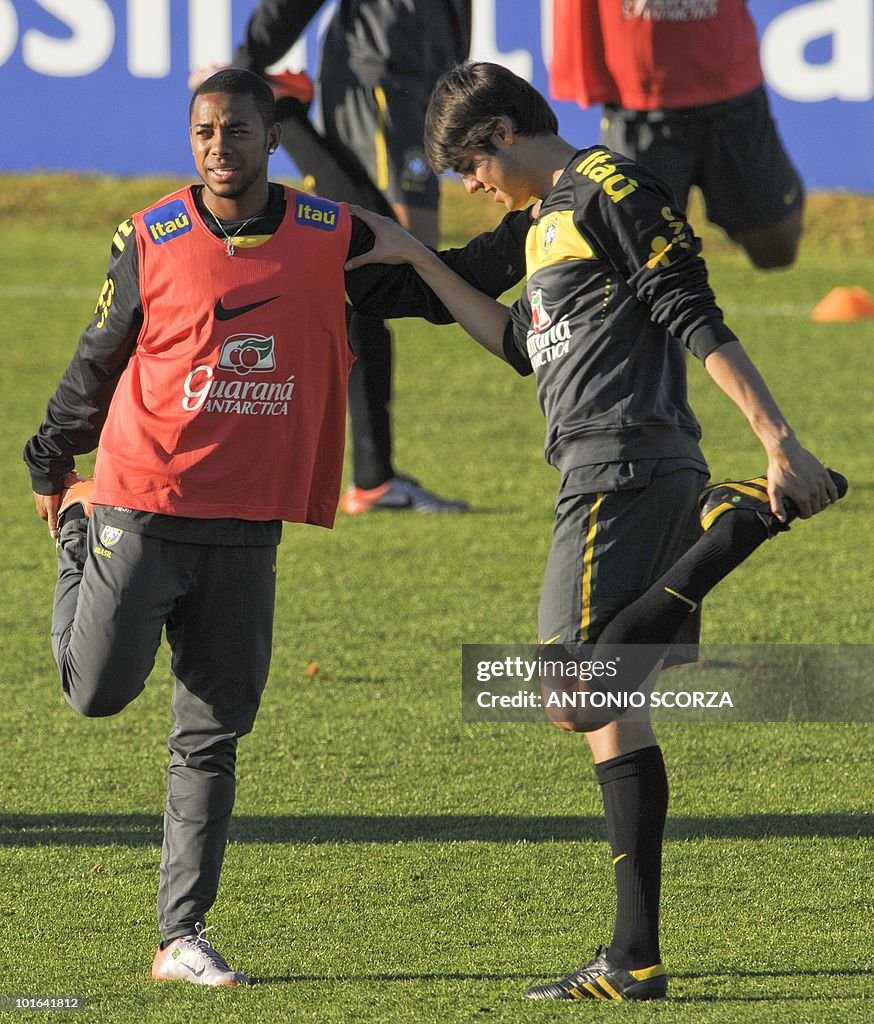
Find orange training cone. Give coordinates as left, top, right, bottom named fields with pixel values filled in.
left=810, top=286, right=874, bottom=322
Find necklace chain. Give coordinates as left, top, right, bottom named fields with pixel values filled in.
left=202, top=198, right=265, bottom=256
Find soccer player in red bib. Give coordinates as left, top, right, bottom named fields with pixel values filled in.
left=24, top=69, right=530, bottom=986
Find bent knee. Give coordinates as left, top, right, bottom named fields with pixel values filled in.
left=541, top=676, right=626, bottom=732
left=551, top=718, right=600, bottom=733
left=731, top=218, right=802, bottom=270
left=62, top=670, right=143, bottom=718
left=747, top=244, right=798, bottom=270
left=545, top=709, right=623, bottom=733
left=65, top=689, right=133, bottom=718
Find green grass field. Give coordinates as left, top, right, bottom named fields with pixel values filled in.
left=0, top=176, right=872, bottom=1023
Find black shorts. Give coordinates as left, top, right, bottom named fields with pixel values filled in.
left=602, top=86, right=804, bottom=234
left=538, top=461, right=708, bottom=663
left=319, top=70, right=439, bottom=211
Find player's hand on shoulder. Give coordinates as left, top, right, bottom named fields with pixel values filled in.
left=766, top=439, right=840, bottom=521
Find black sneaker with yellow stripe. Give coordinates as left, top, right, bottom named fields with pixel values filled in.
left=524, top=946, right=668, bottom=1001
left=699, top=469, right=848, bottom=537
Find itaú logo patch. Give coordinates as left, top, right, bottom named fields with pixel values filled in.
left=143, top=199, right=192, bottom=245
left=217, top=334, right=275, bottom=375
left=294, top=194, right=339, bottom=230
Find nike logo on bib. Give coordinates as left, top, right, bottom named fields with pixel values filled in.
left=214, top=296, right=278, bottom=321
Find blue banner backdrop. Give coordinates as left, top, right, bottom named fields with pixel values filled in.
left=1, top=0, right=872, bottom=190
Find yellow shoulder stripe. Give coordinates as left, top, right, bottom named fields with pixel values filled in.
left=525, top=209, right=595, bottom=276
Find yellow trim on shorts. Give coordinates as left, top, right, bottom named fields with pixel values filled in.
left=373, top=86, right=390, bottom=193
left=579, top=493, right=606, bottom=641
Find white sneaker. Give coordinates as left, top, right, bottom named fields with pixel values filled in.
left=151, top=923, right=249, bottom=986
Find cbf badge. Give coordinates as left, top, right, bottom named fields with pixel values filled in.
left=99, top=525, right=124, bottom=547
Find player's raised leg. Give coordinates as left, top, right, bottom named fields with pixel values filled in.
left=53, top=488, right=178, bottom=720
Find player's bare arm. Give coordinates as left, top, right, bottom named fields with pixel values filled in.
left=703, top=340, right=838, bottom=520
left=346, top=205, right=511, bottom=359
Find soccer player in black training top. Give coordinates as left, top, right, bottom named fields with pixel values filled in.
left=347, top=62, right=846, bottom=1002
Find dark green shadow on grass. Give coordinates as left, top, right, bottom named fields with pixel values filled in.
left=0, top=812, right=871, bottom=847
left=252, top=972, right=536, bottom=984
left=249, top=966, right=872, bottom=1001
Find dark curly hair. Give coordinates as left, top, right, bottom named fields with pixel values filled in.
left=425, top=62, right=559, bottom=173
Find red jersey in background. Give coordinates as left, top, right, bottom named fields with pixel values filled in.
left=551, top=0, right=763, bottom=110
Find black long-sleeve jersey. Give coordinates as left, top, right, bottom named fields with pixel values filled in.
left=233, top=0, right=470, bottom=85
left=505, top=147, right=738, bottom=475
left=24, top=184, right=529, bottom=544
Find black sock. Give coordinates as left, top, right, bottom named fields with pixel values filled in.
left=595, top=745, right=668, bottom=970
left=590, top=509, right=770, bottom=691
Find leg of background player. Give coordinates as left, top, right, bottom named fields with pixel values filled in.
left=345, top=205, right=437, bottom=490
left=341, top=197, right=469, bottom=512
left=349, top=200, right=440, bottom=488
left=279, top=105, right=466, bottom=510
left=347, top=312, right=394, bottom=489
left=729, top=207, right=803, bottom=270
left=276, top=104, right=394, bottom=216
left=392, top=204, right=439, bottom=249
